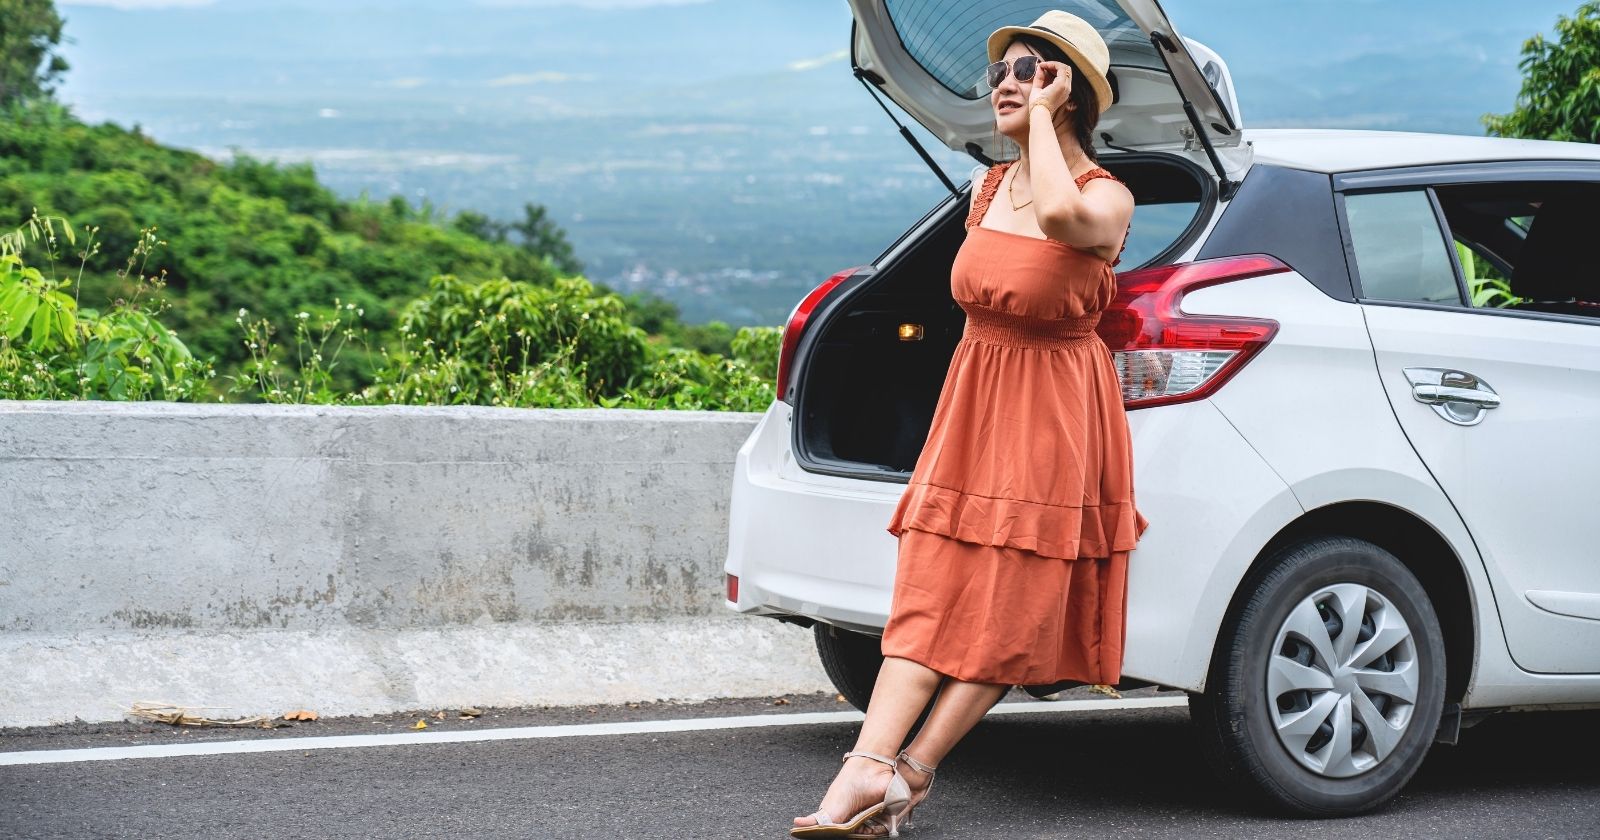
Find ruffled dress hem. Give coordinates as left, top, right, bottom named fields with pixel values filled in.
left=885, top=479, right=1150, bottom=561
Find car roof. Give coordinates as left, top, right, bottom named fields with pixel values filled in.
left=1239, top=128, right=1600, bottom=174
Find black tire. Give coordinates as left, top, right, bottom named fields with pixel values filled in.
left=1189, top=535, right=1447, bottom=817
left=813, top=623, right=935, bottom=735
left=814, top=623, right=885, bottom=712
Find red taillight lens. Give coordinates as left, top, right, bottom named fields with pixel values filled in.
left=1098, top=254, right=1288, bottom=409
left=777, top=267, right=864, bottom=402
left=725, top=573, right=739, bottom=603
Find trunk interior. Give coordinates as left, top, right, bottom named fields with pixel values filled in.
left=793, top=153, right=1216, bottom=481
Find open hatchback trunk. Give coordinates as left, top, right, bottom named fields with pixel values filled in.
left=784, top=2, right=1252, bottom=479
left=849, top=0, right=1251, bottom=191
left=789, top=154, right=1218, bottom=479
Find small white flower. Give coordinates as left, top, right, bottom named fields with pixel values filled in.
left=238, top=308, right=248, bottom=318
left=297, top=311, right=310, bottom=320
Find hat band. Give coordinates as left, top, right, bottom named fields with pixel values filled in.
left=1026, top=24, right=1100, bottom=66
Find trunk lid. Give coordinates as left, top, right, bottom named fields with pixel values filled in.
left=849, top=0, right=1249, bottom=181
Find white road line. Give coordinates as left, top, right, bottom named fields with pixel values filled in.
left=0, top=696, right=1186, bottom=767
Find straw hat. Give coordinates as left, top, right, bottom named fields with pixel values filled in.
left=986, top=10, right=1115, bottom=117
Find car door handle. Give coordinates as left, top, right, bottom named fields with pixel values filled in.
left=1402, top=367, right=1500, bottom=426
left=1411, top=384, right=1501, bottom=408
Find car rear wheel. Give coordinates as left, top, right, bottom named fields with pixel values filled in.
left=1189, top=535, right=1447, bottom=816
left=813, top=623, right=933, bottom=734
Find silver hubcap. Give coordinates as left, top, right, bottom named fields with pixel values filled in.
left=1267, top=583, right=1419, bottom=778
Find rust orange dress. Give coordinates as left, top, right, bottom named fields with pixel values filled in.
left=881, top=161, right=1151, bottom=687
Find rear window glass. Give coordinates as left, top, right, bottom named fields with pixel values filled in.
left=1344, top=190, right=1462, bottom=305
left=1092, top=159, right=1206, bottom=270
left=1123, top=201, right=1198, bottom=270
left=883, top=0, right=1147, bottom=99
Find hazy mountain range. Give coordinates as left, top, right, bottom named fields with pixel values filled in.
left=50, top=0, right=1582, bottom=326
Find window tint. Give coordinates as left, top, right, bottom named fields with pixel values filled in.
left=1434, top=182, right=1599, bottom=318
left=1344, top=190, right=1461, bottom=305
left=882, top=0, right=1147, bottom=99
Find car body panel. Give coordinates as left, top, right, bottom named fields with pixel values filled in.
left=1363, top=303, right=1600, bottom=674
left=1116, top=398, right=1301, bottom=689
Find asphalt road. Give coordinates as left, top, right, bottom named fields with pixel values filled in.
left=2, top=690, right=1596, bottom=840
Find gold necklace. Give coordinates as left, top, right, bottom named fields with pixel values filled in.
left=1007, top=157, right=1092, bottom=211
left=1007, top=167, right=1031, bottom=211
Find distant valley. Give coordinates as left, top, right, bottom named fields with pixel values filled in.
left=52, top=0, right=1574, bottom=326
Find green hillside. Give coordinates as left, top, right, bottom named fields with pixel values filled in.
left=0, top=98, right=777, bottom=408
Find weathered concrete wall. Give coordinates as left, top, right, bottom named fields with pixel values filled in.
left=1, top=400, right=761, bottom=631
left=0, top=401, right=833, bottom=727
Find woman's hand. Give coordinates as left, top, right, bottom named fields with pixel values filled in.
left=1027, top=60, right=1072, bottom=113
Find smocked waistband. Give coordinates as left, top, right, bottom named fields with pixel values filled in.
left=960, top=303, right=1102, bottom=350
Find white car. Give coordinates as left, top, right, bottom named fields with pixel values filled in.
left=723, top=0, right=1600, bottom=816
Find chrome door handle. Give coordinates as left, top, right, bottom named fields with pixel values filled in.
left=1411, top=384, right=1501, bottom=408
left=1403, top=367, right=1500, bottom=426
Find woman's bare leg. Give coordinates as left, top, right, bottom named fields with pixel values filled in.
left=894, top=677, right=1010, bottom=805
left=792, top=655, right=945, bottom=829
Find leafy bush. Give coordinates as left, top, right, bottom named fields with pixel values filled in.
left=0, top=213, right=213, bottom=400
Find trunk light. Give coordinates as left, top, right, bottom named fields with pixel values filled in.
left=898, top=323, right=924, bottom=341
left=1099, top=254, right=1288, bottom=409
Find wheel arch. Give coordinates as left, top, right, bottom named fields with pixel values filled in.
left=1215, top=500, right=1475, bottom=704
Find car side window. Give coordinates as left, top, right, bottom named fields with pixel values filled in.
left=1343, top=189, right=1462, bottom=305
left=1433, top=181, right=1599, bottom=319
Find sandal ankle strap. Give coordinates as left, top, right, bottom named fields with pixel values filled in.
left=897, top=750, right=937, bottom=775
left=841, top=749, right=898, bottom=769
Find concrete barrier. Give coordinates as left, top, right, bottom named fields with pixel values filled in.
left=0, top=401, right=832, bottom=727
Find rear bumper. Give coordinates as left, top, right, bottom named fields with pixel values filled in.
left=723, top=400, right=903, bottom=635
left=723, top=397, right=1301, bottom=691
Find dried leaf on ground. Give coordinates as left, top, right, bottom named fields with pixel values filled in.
left=413, top=719, right=428, bottom=730
left=458, top=707, right=483, bottom=718
left=1087, top=684, right=1122, bottom=699
left=772, top=697, right=791, bottom=706
left=282, top=709, right=320, bottom=721
left=128, top=701, right=272, bottom=728
left=433, top=711, right=446, bottom=720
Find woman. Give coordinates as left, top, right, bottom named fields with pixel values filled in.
left=790, top=10, right=1149, bottom=838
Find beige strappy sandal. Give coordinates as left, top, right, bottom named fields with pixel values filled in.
left=895, top=750, right=938, bottom=831
left=790, top=750, right=911, bottom=838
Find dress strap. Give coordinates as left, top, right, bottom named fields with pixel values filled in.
left=1074, top=166, right=1123, bottom=188
left=1075, top=166, right=1132, bottom=268
left=966, top=161, right=1011, bottom=229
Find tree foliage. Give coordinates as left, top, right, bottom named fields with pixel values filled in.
left=0, top=0, right=69, bottom=107
left=1483, top=1, right=1600, bottom=142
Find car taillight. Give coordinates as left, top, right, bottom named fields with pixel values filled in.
left=1098, top=254, right=1288, bottom=409
left=776, top=267, right=863, bottom=402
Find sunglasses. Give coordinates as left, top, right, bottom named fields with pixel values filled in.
left=985, top=55, right=1041, bottom=89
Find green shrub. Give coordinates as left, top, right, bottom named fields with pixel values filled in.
left=1, top=213, right=214, bottom=400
